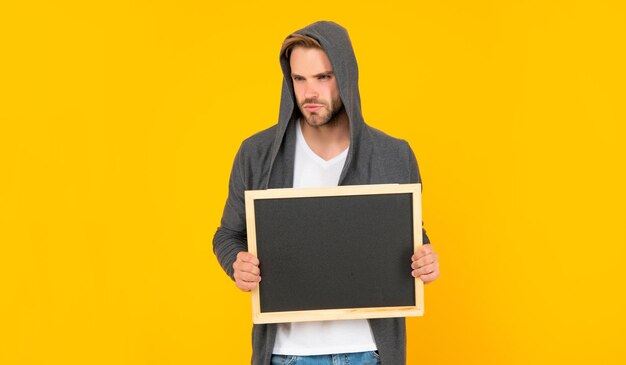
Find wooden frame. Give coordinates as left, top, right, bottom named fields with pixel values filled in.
left=244, top=183, right=423, bottom=324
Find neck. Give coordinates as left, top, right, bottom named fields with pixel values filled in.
left=300, top=109, right=350, bottom=161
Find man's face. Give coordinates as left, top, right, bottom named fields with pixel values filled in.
left=289, top=47, right=343, bottom=127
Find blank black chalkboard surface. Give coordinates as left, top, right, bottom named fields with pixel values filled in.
left=244, top=183, right=423, bottom=324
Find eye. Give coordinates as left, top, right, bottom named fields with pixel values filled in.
left=319, top=74, right=331, bottom=80
left=293, top=76, right=304, bottom=81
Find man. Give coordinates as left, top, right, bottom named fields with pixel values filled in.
left=213, top=21, right=440, bottom=365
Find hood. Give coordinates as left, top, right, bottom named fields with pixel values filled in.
left=266, top=21, right=369, bottom=187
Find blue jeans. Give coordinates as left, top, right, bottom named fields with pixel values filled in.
left=270, top=351, right=381, bottom=365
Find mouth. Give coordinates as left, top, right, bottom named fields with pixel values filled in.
left=303, top=104, right=324, bottom=112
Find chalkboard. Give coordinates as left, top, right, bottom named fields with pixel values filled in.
left=244, top=184, right=423, bottom=324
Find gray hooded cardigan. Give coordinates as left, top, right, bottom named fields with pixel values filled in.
left=213, top=21, right=430, bottom=365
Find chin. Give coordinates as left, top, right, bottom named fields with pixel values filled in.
left=304, top=119, right=327, bottom=127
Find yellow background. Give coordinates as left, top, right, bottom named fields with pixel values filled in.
left=1, top=1, right=625, bottom=364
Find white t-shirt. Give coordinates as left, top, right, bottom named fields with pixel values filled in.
left=272, top=120, right=378, bottom=356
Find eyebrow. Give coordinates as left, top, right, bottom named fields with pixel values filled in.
left=291, top=71, right=334, bottom=78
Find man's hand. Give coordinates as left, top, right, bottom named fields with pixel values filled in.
left=233, top=251, right=261, bottom=292
left=412, top=245, right=440, bottom=284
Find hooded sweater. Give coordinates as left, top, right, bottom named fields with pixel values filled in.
left=213, top=20, right=430, bottom=365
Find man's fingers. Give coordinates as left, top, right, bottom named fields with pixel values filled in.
left=412, top=262, right=438, bottom=277
left=412, top=253, right=437, bottom=269
left=234, top=266, right=261, bottom=282
left=237, top=252, right=260, bottom=266
left=237, top=271, right=261, bottom=283
left=233, top=252, right=262, bottom=292
left=420, top=271, right=439, bottom=284
left=234, top=271, right=262, bottom=292
left=236, top=280, right=258, bottom=292
left=234, top=261, right=261, bottom=276
left=247, top=265, right=261, bottom=276
left=412, top=245, right=433, bottom=261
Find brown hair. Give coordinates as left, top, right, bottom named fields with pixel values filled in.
left=280, top=33, right=322, bottom=60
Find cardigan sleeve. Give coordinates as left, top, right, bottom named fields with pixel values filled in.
left=212, top=143, right=249, bottom=281
left=407, top=142, right=431, bottom=244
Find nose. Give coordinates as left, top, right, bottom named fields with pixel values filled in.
left=304, top=82, right=318, bottom=100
